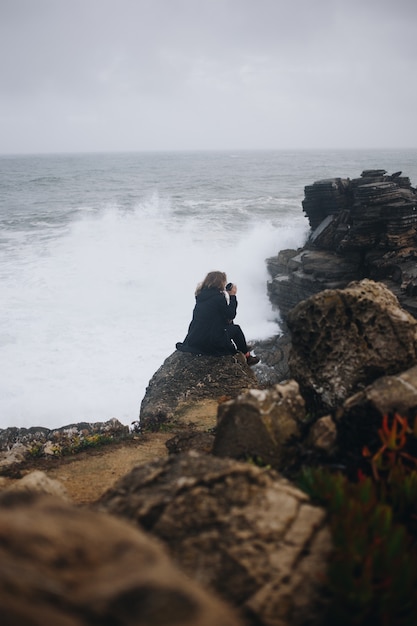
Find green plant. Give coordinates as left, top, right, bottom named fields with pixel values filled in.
left=56, top=433, right=115, bottom=456
left=27, top=442, right=44, bottom=457
left=298, top=467, right=417, bottom=625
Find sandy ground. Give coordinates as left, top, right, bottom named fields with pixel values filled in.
left=0, top=399, right=219, bottom=505
left=0, top=433, right=171, bottom=505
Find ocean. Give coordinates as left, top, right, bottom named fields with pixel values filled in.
left=1, top=149, right=417, bottom=430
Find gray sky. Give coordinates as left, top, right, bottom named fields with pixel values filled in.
left=1, top=0, right=416, bottom=153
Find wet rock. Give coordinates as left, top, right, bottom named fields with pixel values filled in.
left=251, top=333, right=292, bottom=386
left=0, top=492, right=243, bottom=626
left=267, top=169, right=417, bottom=324
left=287, top=279, right=417, bottom=412
left=212, top=381, right=305, bottom=470
left=139, top=350, right=260, bottom=431
left=97, top=452, right=332, bottom=626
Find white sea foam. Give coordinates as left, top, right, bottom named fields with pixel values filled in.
left=0, top=192, right=308, bottom=430
left=5, top=147, right=413, bottom=430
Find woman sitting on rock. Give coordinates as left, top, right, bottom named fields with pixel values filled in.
left=176, top=270, right=259, bottom=366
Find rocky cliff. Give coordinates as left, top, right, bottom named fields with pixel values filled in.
left=267, top=169, right=417, bottom=324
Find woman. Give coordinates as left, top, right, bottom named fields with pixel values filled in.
left=176, top=271, right=259, bottom=365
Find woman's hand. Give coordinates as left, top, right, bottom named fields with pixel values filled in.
left=229, top=284, right=237, bottom=296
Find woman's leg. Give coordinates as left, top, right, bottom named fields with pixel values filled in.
left=225, top=324, right=248, bottom=353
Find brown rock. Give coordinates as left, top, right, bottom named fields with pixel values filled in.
left=212, top=381, right=305, bottom=470
left=0, top=491, right=243, bottom=626
left=3, top=470, right=69, bottom=499
left=337, top=364, right=417, bottom=457
left=307, top=416, right=338, bottom=455
left=287, top=279, right=417, bottom=411
left=166, top=430, right=215, bottom=455
left=97, top=452, right=332, bottom=626
left=342, top=363, right=417, bottom=419
left=139, top=350, right=259, bottom=431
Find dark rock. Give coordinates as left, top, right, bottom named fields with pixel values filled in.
left=250, top=333, right=292, bottom=386
left=166, top=431, right=215, bottom=455
left=307, top=416, right=338, bottom=456
left=96, top=451, right=332, bottom=626
left=0, top=492, right=243, bottom=626
left=213, top=381, right=305, bottom=470
left=287, top=279, right=417, bottom=412
left=139, top=350, right=260, bottom=431
left=343, top=362, right=417, bottom=420
left=337, top=364, right=417, bottom=459
left=267, top=169, right=417, bottom=324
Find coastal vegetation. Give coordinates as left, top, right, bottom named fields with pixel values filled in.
left=299, top=412, right=417, bottom=626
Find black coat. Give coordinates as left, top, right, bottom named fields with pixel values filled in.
left=176, top=287, right=238, bottom=356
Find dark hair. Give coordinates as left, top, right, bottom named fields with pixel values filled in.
left=195, top=271, right=227, bottom=295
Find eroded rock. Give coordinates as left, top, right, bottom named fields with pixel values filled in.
left=3, top=470, right=69, bottom=499
left=267, top=169, right=417, bottom=324
left=0, top=491, right=243, bottom=626
left=97, top=452, right=332, bottom=626
left=287, top=279, right=417, bottom=411
left=212, top=381, right=305, bottom=470
left=139, top=350, right=260, bottom=431
left=337, top=364, right=417, bottom=458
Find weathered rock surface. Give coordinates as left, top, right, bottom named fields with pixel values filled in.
left=97, top=452, right=332, bottom=626
left=267, top=169, right=417, bottom=323
left=342, top=363, right=417, bottom=419
left=139, top=350, right=260, bottom=431
left=287, top=279, right=417, bottom=412
left=212, top=381, right=305, bottom=471
left=0, top=491, right=243, bottom=626
left=166, top=430, right=215, bottom=455
left=251, top=333, right=292, bottom=386
left=336, top=364, right=417, bottom=459
left=3, top=470, right=69, bottom=499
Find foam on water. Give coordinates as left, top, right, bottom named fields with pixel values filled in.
left=3, top=147, right=417, bottom=430
left=0, top=191, right=308, bottom=429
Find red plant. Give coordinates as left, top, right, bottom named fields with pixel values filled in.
left=362, top=413, right=417, bottom=480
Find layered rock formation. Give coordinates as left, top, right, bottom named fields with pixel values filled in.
left=267, top=169, right=417, bottom=323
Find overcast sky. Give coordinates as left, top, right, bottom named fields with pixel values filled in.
left=1, top=0, right=416, bottom=154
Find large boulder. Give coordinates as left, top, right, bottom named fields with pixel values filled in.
left=287, top=279, right=417, bottom=412
left=0, top=491, right=243, bottom=626
left=97, top=452, right=332, bottom=626
left=139, top=350, right=260, bottom=431
left=212, top=381, right=305, bottom=471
